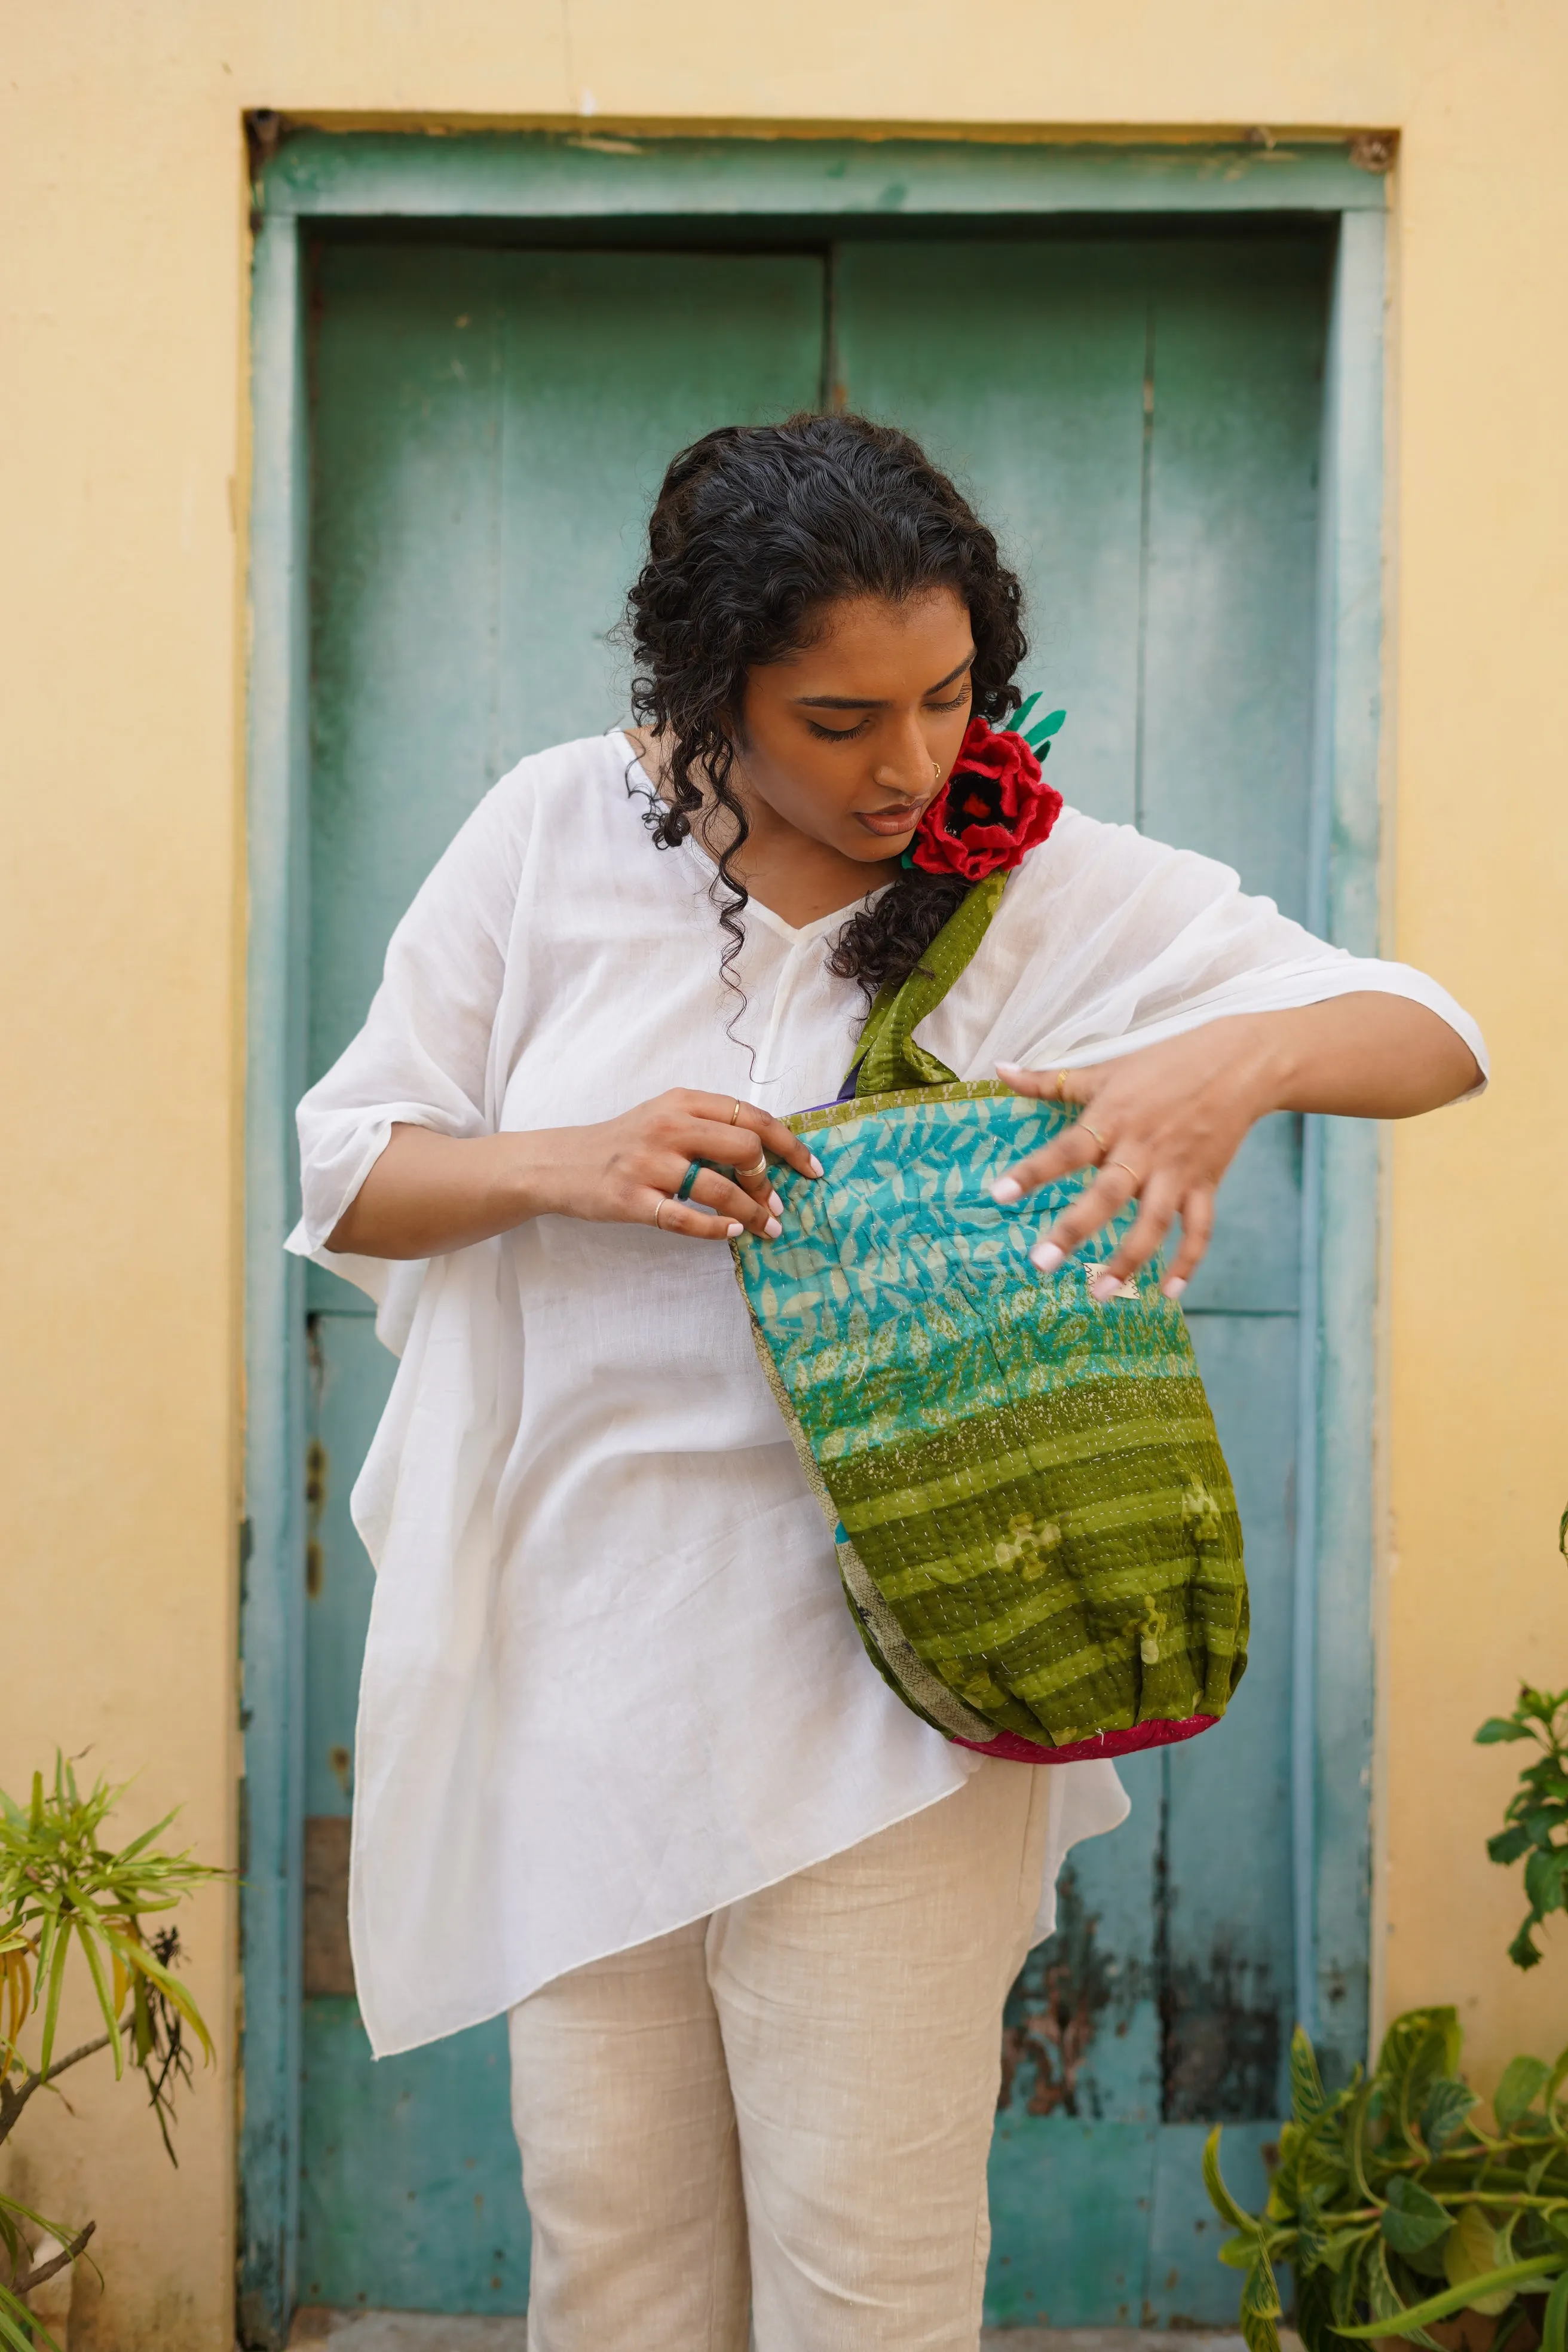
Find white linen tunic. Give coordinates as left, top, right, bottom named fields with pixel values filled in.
left=290, top=733, right=1487, bottom=2059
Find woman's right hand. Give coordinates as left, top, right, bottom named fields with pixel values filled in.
left=327, top=1093, right=823, bottom=1260
left=529, top=1091, right=823, bottom=1241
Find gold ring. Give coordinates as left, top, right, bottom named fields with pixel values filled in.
left=1056, top=1070, right=1073, bottom=1101
left=1106, top=1159, right=1143, bottom=1187
left=653, top=1198, right=672, bottom=1231
left=729, top=1100, right=745, bottom=1124
left=1079, top=1122, right=1108, bottom=1156
left=739, top=1155, right=767, bottom=1178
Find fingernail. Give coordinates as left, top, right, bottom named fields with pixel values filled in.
left=764, top=1215, right=782, bottom=1239
left=1088, top=1273, right=1122, bottom=1303
left=808, top=1154, right=825, bottom=1177
left=725, top=1221, right=744, bottom=1238
left=990, top=1175, right=1024, bottom=1205
left=1162, top=1275, right=1187, bottom=1300
left=768, top=1190, right=784, bottom=1215
left=1030, top=1241, right=1065, bottom=1275
left=996, top=1060, right=1024, bottom=1080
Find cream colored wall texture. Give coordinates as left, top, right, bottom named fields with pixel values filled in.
left=3, top=4, right=1564, bottom=2345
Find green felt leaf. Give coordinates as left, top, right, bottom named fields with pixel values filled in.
left=1382, top=2178, right=1452, bottom=2255
left=1034, top=708, right=1067, bottom=736
left=1003, top=691, right=1041, bottom=735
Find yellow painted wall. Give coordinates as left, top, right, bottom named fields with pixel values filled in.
left=2, top=4, right=1564, bottom=2344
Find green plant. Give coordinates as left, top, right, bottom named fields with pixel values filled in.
left=1475, top=1506, right=1568, bottom=1971
left=1203, top=2006, right=1568, bottom=2352
left=0, top=1757, right=223, bottom=2351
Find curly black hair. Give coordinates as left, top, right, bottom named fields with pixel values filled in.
left=624, top=412, right=1028, bottom=1008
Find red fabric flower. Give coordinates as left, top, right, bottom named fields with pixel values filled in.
left=909, top=715, right=1064, bottom=881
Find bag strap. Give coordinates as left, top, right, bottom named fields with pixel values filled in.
left=843, top=870, right=1008, bottom=1098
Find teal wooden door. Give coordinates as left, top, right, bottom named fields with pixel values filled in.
left=300, top=229, right=1331, bottom=2322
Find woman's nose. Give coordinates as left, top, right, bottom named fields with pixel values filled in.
left=872, top=720, right=938, bottom=797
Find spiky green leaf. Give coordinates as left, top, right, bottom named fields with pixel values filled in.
left=1203, top=2125, right=1257, bottom=2232
left=1333, top=2255, right=1563, bottom=2336
left=1292, top=2024, right=1328, bottom=2124
left=1241, top=2245, right=1284, bottom=2352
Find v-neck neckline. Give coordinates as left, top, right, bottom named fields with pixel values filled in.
left=614, top=730, right=890, bottom=945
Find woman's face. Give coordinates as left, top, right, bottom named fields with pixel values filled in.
left=735, top=589, right=975, bottom=866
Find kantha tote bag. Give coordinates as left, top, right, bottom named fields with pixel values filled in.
left=731, top=866, right=1249, bottom=1766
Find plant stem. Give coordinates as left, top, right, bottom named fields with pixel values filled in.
left=0, top=2034, right=112, bottom=2148
left=14, top=2220, right=94, bottom=2296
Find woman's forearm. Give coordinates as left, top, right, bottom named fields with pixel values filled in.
left=1236, top=993, right=1481, bottom=1122
left=326, top=1092, right=818, bottom=1260
left=327, top=1125, right=559, bottom=1258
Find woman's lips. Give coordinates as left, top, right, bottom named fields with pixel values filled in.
left=853, top=801, right=929, bottom=838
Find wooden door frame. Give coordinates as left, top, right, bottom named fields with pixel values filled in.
left=241, top=125, right=1392, bottom=2345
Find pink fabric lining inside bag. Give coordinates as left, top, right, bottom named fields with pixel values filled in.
left=956, top=1714, right=1218, bottom=1766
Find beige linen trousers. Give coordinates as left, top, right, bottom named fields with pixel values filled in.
left=507, top=1759, right=1052, bottom=2352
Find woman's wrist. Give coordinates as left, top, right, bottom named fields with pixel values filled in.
left=1232, top=1012, right=1302, bottom=1121
left=499, top=1127, right=577, bottom=1225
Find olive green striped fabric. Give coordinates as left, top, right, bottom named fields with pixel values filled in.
left=733, top=1082, right=1248, bottom=1754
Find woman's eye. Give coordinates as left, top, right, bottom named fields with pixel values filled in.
left=926, top=690, right=970, bottom=713
left=805, top=718, right=869, bottom=742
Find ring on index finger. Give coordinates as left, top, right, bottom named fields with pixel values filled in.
left=1105, top=1159, right=1143, bottom=1190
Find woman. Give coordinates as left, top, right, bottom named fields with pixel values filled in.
left=292, top=415, right=1484, bottom=2351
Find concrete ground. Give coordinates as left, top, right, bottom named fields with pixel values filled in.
left=287, top=2317, right=1297, bottom=2351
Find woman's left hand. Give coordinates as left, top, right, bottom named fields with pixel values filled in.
left=990, top=1021, right=1272, bottom=1300
left=989, top=995, right=1481, bottom=1300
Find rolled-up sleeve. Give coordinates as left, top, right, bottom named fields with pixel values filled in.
left=287, top=779, right=525, bottom=1261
